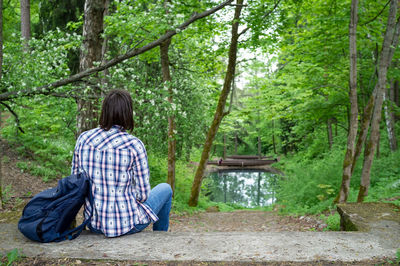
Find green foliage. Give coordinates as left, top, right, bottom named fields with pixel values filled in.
left=1, top=248, right=23, bottom=266
left=397, top=249, right=400, bottom=264
left=1, top=97, right=76, bottom=181
left=276, top=141, right=400, bottom=215
left=2, top=0, right=400, bottom=218
left=275, top=147, right=343, bottom=214
left=1, top=185, right=14, bottom=205
left=364, top=149, right=400, bottom=206
left=319, top=213, right=340, bottom=231
left=2, top=29, right=81, bottom=93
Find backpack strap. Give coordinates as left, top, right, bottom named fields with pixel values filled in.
left=55, top=177, right=95, bottom=242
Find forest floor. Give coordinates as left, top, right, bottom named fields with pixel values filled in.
left=0, top=139, right=327, bottom=232
left=0, top=139, right=396, bottom=265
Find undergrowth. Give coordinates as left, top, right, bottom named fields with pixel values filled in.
left=275, top=141, right=400, bottom=215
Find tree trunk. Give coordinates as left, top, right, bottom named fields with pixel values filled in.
left=20, top=0, right=31, bottom=50
left=350, top=91, right=376, bottom=176
left=272, top=120, right=277, bottom=154
left=234, top=132, right=238, bottom=154
left=76, top=0, right=106, bottom=137
left=160, top=38, right=176, bottom=194
left=327, top=118, right=333, bottom=149
left=336, top=0, right=359, bottom=203
left=357, top=0, right=400, bottom=202
left=384, top=81, right=397, bottom=151
left=257, top=135, right=261, bottom=158
left=188, top=0, right=243, bottom=207
left=100, top=0, right=110, bottom=96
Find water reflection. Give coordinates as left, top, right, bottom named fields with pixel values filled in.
left=204, top=170, right=279, bottom=208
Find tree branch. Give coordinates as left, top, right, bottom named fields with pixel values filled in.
left=0, top=102, right=24, bottom=133
left=360, top=0, right=390, bottom=26
left=0, top=0, right=234, bottom=102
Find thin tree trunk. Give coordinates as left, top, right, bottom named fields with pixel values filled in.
left=234, top=133, right=238, bottom=154
left=188, top=0, right=244, bottom=207
left=160, top=37, right=176, bottom=195
left=76, top=0, right=106, bottom=137
left=384, top=81, right=397, bottom=151
left=336, top=0, right=359, bottom=203
left=257, top=135, right=261, bottom=158
left=100, top=0, right=110, bottom=97
left=20, top=0, right=30, bottom=51
left=327, top=118, right=333, bottom=149
left=272, top=120, right=277, bottom=154
left=358, top=0, right=400, bottom=202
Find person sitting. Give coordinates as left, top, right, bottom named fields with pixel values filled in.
left=71, top=89, right=172, bottom=237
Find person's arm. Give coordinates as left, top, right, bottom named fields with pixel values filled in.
left=132, top=139, right=151, bottom=203
left=71, top=135, right=82, bottom=175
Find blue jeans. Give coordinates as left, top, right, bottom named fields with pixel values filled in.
left=89, top=183, right=172, bottom=235
left=127, top=183, right=172, bottom=234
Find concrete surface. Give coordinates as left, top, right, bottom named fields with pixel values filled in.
left=0, top=223, right=399, bottom=263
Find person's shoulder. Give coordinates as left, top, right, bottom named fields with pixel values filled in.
left=119, top=133, right=146, bottom=152
left=120, top=132, right=143, bottom=145
left=77, top=127, right=103, bottom=144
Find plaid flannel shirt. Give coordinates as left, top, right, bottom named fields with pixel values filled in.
left=71, top=125, right=158, bottom=237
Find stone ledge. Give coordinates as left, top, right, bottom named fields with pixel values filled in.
left=0, top=223, right=399, bottom=263
left=337, top=202, right=400, bottom=232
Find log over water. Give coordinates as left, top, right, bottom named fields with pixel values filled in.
left=207, top=158, right=278, bottom=167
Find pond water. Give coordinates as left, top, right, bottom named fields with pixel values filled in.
left=204, top=170, right=279, bottom=208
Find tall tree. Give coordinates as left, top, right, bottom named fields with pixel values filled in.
left=357, top=0, right=400, bottom=202
left=336, top=0, right=359, bottom=203
left=160, top=0, right=176, bottom=195
left=76, top=0, right=106, bottom=136
left=160, top=37, right=176, bottom=194
left=20, top=0, right=30, bottom=50
left=189, top=0, right=244, bottom=207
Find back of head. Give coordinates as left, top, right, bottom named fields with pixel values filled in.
left=99, top=89, right=134, bottom=131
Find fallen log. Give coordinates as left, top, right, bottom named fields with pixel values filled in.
left=207, top=158, right=278, bottom=167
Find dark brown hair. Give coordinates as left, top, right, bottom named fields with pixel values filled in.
left=99, top=89, right=134, bottom=131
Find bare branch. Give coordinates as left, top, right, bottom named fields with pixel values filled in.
left=360, top=0, right=390, bottom=26
left=0, top=102, right=24, bottom=133
left=0, top=0, right=234, bottom=102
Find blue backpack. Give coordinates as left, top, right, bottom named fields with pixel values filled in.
left=18, top=172, right=93, bottom=242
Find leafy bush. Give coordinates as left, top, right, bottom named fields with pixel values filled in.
left=1, top=248, right=23, bottom=266
left=319, top=213, right=340, bottom=231
left=275, top=143, right=400, bottom=215
left=275, top=147, right=343, bottom=214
